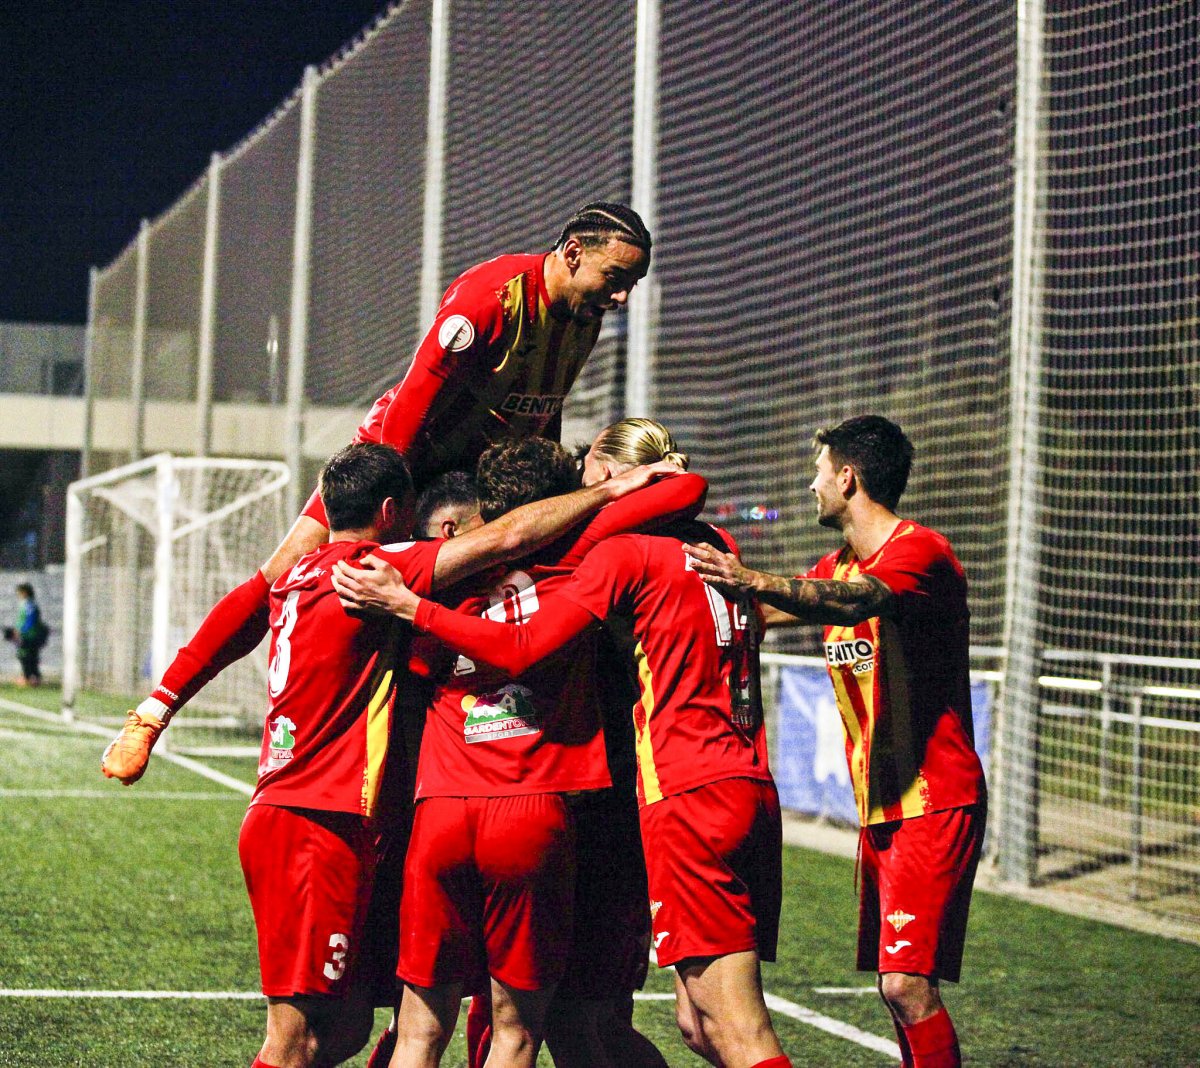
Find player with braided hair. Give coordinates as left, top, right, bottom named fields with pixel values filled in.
left=102, top=201, right=651, bottom=787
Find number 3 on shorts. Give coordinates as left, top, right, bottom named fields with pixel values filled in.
left=323, top=932, right=350, bottom=981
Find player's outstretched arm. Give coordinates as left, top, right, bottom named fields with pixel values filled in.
left=428, top=460, right=680, bottom=589
left=414, top=597, right=593, bottom=675
left=331, top=563, right=592, bottom=675
left=101, top=512, right=329, bottom=784
left=682, top=542, right=894, bottom=625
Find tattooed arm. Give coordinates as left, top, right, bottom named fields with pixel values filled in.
left=682, top=542, right=894, bottom=625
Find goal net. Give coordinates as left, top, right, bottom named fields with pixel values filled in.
left=62, top=455, right=290, bottom=731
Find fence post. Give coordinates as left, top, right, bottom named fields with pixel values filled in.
left=998, top=0, right=1047, bottom=887
left=1099, top=658, right=1114, bottom=801
left=285, top=66, right=319, bottom=518
left=626, top=0, right=661, bottom=418
left=196, top=152, right=222, bottom=458
left=419, top=0, right=451, bottom=329
left=1129, top=693, right=1144, bottom=900
left=130, top=218, right=150, bottom=462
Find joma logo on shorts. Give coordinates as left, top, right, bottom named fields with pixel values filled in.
left=500, top=393, right=563, bottom=417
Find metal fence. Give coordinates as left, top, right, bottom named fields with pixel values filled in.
left=83, top=0, right=1200, bottom=933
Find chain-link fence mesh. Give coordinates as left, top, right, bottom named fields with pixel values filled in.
left=81, top=0, right=1199, bottom=933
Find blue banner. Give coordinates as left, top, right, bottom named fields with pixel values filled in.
left=774, top=664, right=990, bottom=824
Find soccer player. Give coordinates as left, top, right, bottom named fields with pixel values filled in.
left=237, top=442, right=677, bottom=1068
left=101, top=201, right=652, bottom=783
left=239, top=442, right=430, bottom=1068
left=682, top=415, right=987, bottom=1068
left=335, top=437, right=704, bottom=1068
left=336, top=428, right=792, bottom=1068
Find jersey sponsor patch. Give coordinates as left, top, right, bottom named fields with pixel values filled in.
left=462, top=683, right=541, bottom=743
left=825, top=636, right=875, bottom=675
left=265, top=714, right=298, bottom=770
left=437, top=314, right=476, bottom=352
left=498, top=392, right=563, bottom=419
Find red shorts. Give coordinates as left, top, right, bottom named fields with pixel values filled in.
left=639, top=777, right=782, bottom=969
left=239, top=803, right=376, bottom=997
left=555, top=788, right=651, bottom=999
left=858, top=802, right=986, bottom=983
left=398, top=794, right=576, bottom=992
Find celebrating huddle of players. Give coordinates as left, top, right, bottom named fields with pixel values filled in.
left=102, top=203, right=984, bottom=1068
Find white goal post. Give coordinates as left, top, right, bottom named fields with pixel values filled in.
left=62, top=454, right=290, bottom=723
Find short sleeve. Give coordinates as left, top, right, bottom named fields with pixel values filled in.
left=864, top=528, right=963, bottom=617
left=374, top=539, right=443, bottom=598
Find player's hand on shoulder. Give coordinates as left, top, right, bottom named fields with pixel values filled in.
left=683, top=542, right=754, bottom=596
left=332, top=554, right=420, bottom=620
left=603, top=459, right=685, bottom=498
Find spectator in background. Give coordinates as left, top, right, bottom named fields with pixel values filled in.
left=5, top=583, right=48, bottom=686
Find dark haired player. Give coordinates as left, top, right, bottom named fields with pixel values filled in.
left=339, top=507, right=792, bottom=1068
left=334, top=437, right=705, bottom=1068
left=239, top=442, right=431, bottom=1068
left=102, top=202, right=653, bottom=785
left=235, top=440, right=673, bottom=1068
left=684, top=415, right=987, bottom=1068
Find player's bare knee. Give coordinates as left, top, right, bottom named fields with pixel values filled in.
left=674, top=1001, right=713, bottom=1059
left=879, top=972, right=941, bottom=1024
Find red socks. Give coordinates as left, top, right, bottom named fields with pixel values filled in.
left=466, top=995, right=492, bottom=1068
left=893, top=1016, right=916, bottom=1066
left=365, top=1026, right=397, bottom=1068
left=749, top=1058, right=792, bottom=1068
left=251, top=1057, right=280, bottom=1068
left=153, top=571, right=271, bottom=711
left=901, top=1007, right=961, bottom=1068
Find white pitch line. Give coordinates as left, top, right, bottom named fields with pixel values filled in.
left=0, top=987, right=897, bottom=1058
left=0, top=989, right=261, bottom=1000
left=813, top=986, right=882, bottom=996
left=0, top=696, right=254, bottom=797
left=0, top=789, right=245, bottom=800
left=764, top=993, right=900, bottom=1059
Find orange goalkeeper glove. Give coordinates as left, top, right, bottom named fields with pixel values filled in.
left=101, top=700, right=171, bottom=785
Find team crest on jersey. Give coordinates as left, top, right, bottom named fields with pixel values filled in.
left=438, top=314, right=475, bottom=352
left=887, top=909, right=916, bottom=932
left=266, top=715, right=297, bottom=770
left=461, top=684, right=540, bottom=743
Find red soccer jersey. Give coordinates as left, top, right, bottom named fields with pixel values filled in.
left=356, top=253, right=601, bottom=482
left=415, top=475, right=708, bottom=802
left=252, top=538, right=440, bottom=817
left=806, top=520, right=985, bottom=826
left=413, top=520, right=772, bottom=808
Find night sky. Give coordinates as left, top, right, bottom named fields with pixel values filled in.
left=1, top=1, right=391, bottom=325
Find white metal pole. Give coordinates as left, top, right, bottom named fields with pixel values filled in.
left=626, top=0, right=661, bottom=417
left=998, top=0, right=1047, bottom=887
left=151, top=455, right=176, bottom=686
left=196, top=152, right=221, bottom=458
left=419, top=0, right=450, bottom=329
left=285, top=66, right=319, bottom=518
left=61, top=487, right=84, bottom=718
left=81, top=266, right=98, bottom=479
left=130, top=218, right=150, bottom=461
